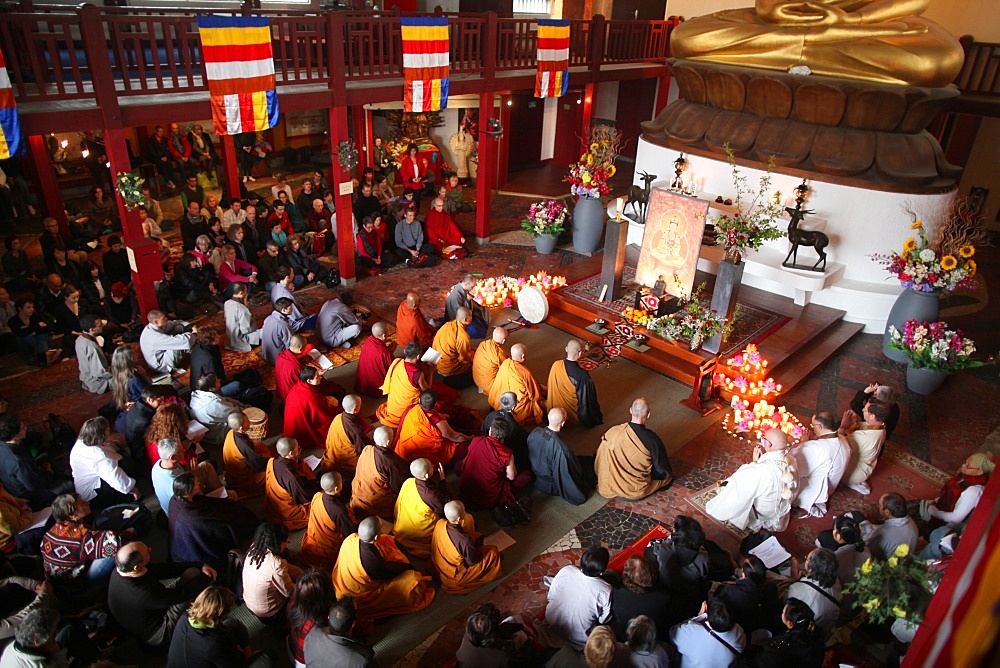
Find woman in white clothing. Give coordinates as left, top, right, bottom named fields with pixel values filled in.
left=69, top=417, right=140, bottom=511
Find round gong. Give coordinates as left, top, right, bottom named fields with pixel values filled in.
left=517, top=286, right=549, bottom=323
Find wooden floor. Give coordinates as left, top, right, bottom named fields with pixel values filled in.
left=546, top=246, right=864, bottom=407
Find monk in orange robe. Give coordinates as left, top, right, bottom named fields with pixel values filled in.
left=355, top=322, right=394, bottom=397
left=375, top=343, right=428, bottom=428
left=546, top=338, right=603, bottom=428
left=395, top=292, right=436, bottom=351
left=331, top=516, right=435, bottom=619
left=393, top=389, right=469, bottom=469
left=323, top=394, right=369, bottom=478
left=350, top=426, right=410, bottom=521
left=432, top=307, right=473, bottom=388
left=430, top=500, right=502, bottom=594
left=392, top=458, right=449, bottom=558
left=424, top=197, right=466, bottom=255
left=285, top=366, right=341, bottom=450
left=488, top=343, right=546, bottom=427
left=301, top=472, right=358, bottom=572
left=265, top=437, right=319, bottom=530
left=472, top=326, right=508, bottom=394
left=222, top=411, right=272, bottom=499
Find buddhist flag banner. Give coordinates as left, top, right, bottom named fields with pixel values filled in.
left=535, top=19, right=570, bottom=98
left=401, top=17, right=450, bottom=113
left=196, top=16, right=279, bottom=136
left=0, top=48, right=23, bottom=159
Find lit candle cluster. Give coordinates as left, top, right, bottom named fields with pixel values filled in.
left=725, top=398, right=804, bottom=442
left=469, top=271, right=567, bottom=309
left=716, top=344, right=803, bottom=444
left=714, top=343, right=782, bottom=398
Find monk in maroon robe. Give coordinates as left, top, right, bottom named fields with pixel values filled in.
left=356, top=322, right=394, bottom=397
left=424, top=198, right=466, bottom=257
left=284, top=366, right=341, bottom=450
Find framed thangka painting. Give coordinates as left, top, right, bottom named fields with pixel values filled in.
left=635, top=188, right=709, bottom=299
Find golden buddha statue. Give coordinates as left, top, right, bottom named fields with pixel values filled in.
left=671, top=0, right=963, bottom=88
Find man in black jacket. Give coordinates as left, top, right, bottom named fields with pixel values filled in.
left=167, top=472, right=257, bottom=571
left=124, top=385, right=171, bottom=473
left=303, top=593, right=376, bottom=667
left=0, top=413, right=73, bottom=510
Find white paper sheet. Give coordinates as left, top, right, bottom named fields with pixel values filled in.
left=484, top=529, right=516, bottom=552
left=421, top=347, right=442, bottom=364
left=206, top=487, right=229, bottom=499
left=303, top=454, right=322, bottom=471
left=748, top=536, right=792, bottom=569
left=186, top=421, right=209, bottom=441
left=308, top=348, right=334, bottom=370
left=22, top=507, right=52, bottom=532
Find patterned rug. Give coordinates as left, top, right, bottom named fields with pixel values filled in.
left=685, top=446, right=950, bottom=557
left=560, top=267, right=791, bottom=358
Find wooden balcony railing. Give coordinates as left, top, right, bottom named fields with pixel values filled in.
left=0, top=5, right=679, bottom=109
left=956, top=37, right=1000, bottom=97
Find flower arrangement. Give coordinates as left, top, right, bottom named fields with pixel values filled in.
left=469, top=272, right=567, bottom=308
left=252, top=137, right=272, bottom=161
left=336, top=141, right=359, bottom=172
left=846, top=544, right=938, bottom=624
left=115, top=171, right=145, bottom=210
left=888, top=320, right=993, bottom=371
left=521, top=199, right=568, bottom=238
left=871, top=204, right=982, bottom=292
left=647, top=282, right=735, bottom=346
left=712, top=146, right=785, bottom=262
left=485, top=117, right=503, bottom=133
left=565, top=124, right=622, bottom=199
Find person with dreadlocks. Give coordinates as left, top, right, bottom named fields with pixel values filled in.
left=242, top=523, right=303, bottom=623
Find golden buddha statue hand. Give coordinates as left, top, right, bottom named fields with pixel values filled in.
left=671, top=0, right=963, bottom=88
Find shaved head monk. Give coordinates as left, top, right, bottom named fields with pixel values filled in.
left=350, top=426, right=410, bottom=521
left=396, top=292, right=436, bottom=351
left=301, top=472, right=357, bottom=571
left=595, top=398, right=673, bottom=500
left=547, top=338, right=603, bottom=428
left=393, top=388, right=470, bottom=469
left=264, top=437, right=319, bottom=530
left=323, top=393, right=370, bottom=478
left=375, top=342, right=430, bottom=428
left=473, top=326, right=509, bottom=394
left=488, top=342, right=547, bottom=427
left=393, top=457, right=449, bottom=558
left=222, top=410, right=271, bottom=499
left=433, top=306, right=474, bottom=388
left=356, top=321, right=393, bottom=397
left=430, top=499, right=503, bottom=594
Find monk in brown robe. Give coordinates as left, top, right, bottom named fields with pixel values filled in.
left=430, top=500, right=502, bottom=594
left=323, top=394, right=370, bottom=478
left=331, top=516, right=435, bottom=619
left=301, top=472, right=358, bottom=572
left=355, top=322, right=394, bottom=397
left=393, top=458, right=449, bottom=558
left=546, top=338, right=604, bottom=428
left=432, top=307, right=474, bottom=389
left=488, top=343, right=546, bottom=427
left=393, top=389, right=469, bottom=469
left=395, top=292, right=436, bottom=352
left=375, top=342, right=429, bottom=428
left=265, top=437, right=319, bottom=530
left=595, top=397, right=673, bottom=500
left=350, top=426, right=410, bottom=521
left=222, top=411, right=271, bottom=499
left=472, top=326, right=508, bottom=394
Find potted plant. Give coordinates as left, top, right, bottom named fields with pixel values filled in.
left=565, top=124, right=622, bottom=252
left=115, top=171, right=145, bottom=211
left=846, top=544, right=939, bottom=635
left=336, top=140, right=359, bottom=172
left=712, top=146, right=785, bottom=264
left=521, top=199, right=567, bottom=254
left=887, top=319, right=993, bottom=394
left=647, top=282, right=735, bottom=351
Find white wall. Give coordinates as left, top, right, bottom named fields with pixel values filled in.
left=541, top=97, right=558, bottom=160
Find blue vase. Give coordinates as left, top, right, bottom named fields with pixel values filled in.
left=534, top=233, right=557, bottom=254
left=906, top=365, right=949, bottom=395
left=883, top=288, right=941, bottom=363
left=572, top=196, right=604, bottom=253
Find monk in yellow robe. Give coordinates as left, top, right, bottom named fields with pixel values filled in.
left=375, top=343, right=428, bottom=428
left=301, top=472, right=358, bottom=572
left=395, top=292, right=436, bottom=351
left=323, top=394, right=370, bottom=478
left=264, top=437, right=319, bottom=530
left=546, top=338, right=604, bottom=428
left=432, top=307, right=474, bottom=388
left=222, top=411, right=272, bottom=499
left=473, top=326, right=508, bottom=394
left=394, top=389, right=470, bottom=468
left=350, top=426, right=411, bottom=521
left=488, top=343, right=546, bottom=427
left=331, top=516, right=435, bottom=619
left=393, top=458, right=449, bottom=558
left=430, top=500, right=502, bottom=595
left=595, top=398, right=673, bottom=500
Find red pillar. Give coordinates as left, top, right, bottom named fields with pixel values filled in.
left=328, top=106, right=356, bottom=283
left=350, top=106, right=367, bottom=181
left=474, top=92, right=497, bottom=241
left=362, top=108, right=374, bottom=170
left=580, top=83, right=596, bottom=152
left=217, top=134, right=241, bottom=202
left=28, top=135, right=68, bottom=229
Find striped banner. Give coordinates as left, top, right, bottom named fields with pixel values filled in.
left=196, top=15, right=279, bottom=136
left=0, top=47, right=23, bottom=159
left=401, top=17, right=450, bottom=112
left=535, top=19, right=570, bottom=98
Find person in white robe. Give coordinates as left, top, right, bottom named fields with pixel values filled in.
left=706, top=427, right=797, bottom=532
left=75, top=314, right=112, bottom=394
left=138, top=310, right=194, bottom=374
left=224, top=284, right=261, bottom=352
left=791, top=411, right=851, bottom=518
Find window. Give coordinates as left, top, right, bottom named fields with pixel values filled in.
left=513, top=0, right=552, bottom=15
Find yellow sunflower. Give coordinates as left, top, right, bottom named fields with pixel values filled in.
left=580, top=153, right=588, bottom=163
left=940, top=255, right=958, bottom=271
left=587, top=154, right=595, bottom=166
left=902, top=237, right=917, bottom=253
left=967, top=259, right=977, bottom=276
left=911, top=220, right=923, bottom=230
left=589, top=142, right=599, bottom=151
left=959, top=245, right=975, bottom=258
left=607, top=165, right=616, bottom=177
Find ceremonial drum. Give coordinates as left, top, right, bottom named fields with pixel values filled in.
left=245, top=407, right=268, bottom=441
left=517, top=286, right=549, bottom=324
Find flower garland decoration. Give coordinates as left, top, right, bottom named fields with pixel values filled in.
left=521, top=199, right=567, bottom=238
left=647, top=282, right=735, bottom=343
left=711, top=145, right=785, bottom=261
left=888, top=320, right=994, bottom=372
left=336, top=141, right=359, bottom=172
left=115, top=171, right=145, bottom=211
left=565, top=124, right=622, bottom=199
left=872, top=215, right=978, bottom=293
left=846, top=544, right=939, bottom=624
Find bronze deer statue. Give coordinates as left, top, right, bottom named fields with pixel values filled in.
left=626, top=171, right=657, bottom=224
left=782, top=205, right=829, bottom=271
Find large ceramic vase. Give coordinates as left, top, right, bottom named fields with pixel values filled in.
left=572, top=196, right=604, bottom=253
left=534, top=233, right=557, bottom=254
left=906, top=365, right=950, bottom=395
left=883, top=288, right=941, bottom=362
